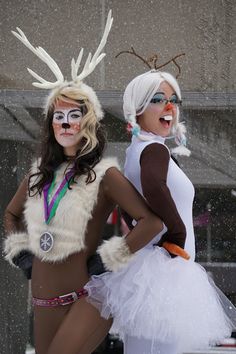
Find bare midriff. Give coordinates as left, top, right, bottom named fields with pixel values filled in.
left=31, top=252, right=89, bottom=299
left=31, top=186, right=114, bottom=299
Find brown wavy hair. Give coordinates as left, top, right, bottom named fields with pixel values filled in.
left=29, top=87, right=106, bottom=196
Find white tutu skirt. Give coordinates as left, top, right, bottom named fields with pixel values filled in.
left=85, top=247, right=236, bottom=353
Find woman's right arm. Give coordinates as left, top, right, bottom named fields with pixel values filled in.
left=98, top=167, right=189, bottom=272
left=4, top=176, right=28, bottom=234
left=4, top=176, right=33, bottom=278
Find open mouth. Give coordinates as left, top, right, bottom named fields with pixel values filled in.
left=159, top=115, right=173, bottom=129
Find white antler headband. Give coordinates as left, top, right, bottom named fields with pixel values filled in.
left=71, top=9, right=113, bottom=83
left=12, top=10, right=113, bottom=90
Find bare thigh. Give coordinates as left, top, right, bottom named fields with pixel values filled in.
left=34, top=305, right=69, bottom=354
left=47, top=297, right=112, bottom=354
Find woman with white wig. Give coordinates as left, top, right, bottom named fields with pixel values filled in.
left=86, top=70, right=236, bottom=354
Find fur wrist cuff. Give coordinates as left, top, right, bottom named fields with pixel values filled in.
left=98, top=236, right=134, bottom=272
left=3, top=232, right=29, bottom=266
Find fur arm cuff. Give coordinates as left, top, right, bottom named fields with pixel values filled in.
left=98, top=236, right=134, bottom=272
left=3, top=232, right=29, bottom=266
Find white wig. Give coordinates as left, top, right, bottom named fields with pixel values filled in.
left=123, top=70, right=190, bottom=155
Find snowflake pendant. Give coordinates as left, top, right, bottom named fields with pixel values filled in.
left=40, top=232, right=54, bottom=252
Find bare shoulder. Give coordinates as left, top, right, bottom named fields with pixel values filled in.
left=104, top=166, right=123, bottom=178
left=102, top=167, right=130, bottom=192
left=102, top=166, right=140, bottom=203
left=101, top=166, right=161, bottom=226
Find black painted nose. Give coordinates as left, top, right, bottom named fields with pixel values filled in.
left=62, top=122, right=70, bottom=129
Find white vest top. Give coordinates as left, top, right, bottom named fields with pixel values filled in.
left=23, top=157, right=119, bottom=262
left=124, top=132, right=196, bottom=260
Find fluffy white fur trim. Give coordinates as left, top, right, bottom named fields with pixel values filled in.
left=23, top=157, right=120, bottom=263
left=171, top=145, right=191, bottom=156
left=98, top=236, right=134, bottom=272
left=3, top=232, right=29, bottom=266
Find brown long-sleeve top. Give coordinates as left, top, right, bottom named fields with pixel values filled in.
left=140, top=143, right=186, bottom=248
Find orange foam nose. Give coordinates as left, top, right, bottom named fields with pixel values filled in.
left=165, top=103, right=173, bottom=111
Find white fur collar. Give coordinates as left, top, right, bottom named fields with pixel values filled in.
left=4, top=157, right=120, bottom=264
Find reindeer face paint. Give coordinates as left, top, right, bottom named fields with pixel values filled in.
left=52, top=100, right=84, bottom=155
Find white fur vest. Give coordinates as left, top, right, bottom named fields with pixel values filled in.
left=4, top=157, right=119, bottom=264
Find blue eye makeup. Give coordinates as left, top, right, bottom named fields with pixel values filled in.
left=150, top=93, right=166, bottom=104
left=169, top=95, right=180, bottom=104
left=150, top=92, right=182, bottom=106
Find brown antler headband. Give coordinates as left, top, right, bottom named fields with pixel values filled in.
left=115, top=47, right=185, bottom=78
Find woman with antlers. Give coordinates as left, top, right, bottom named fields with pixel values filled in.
left=85, top=52, right=236, bottom=354
left=3, top=11, right=188, bottom=354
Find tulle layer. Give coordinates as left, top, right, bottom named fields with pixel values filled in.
left=85, top=247, right=236, bottom=352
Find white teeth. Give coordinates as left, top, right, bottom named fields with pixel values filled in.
left=161, top=115, right=173, bottom=121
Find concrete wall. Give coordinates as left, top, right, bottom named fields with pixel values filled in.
left=0, top=0, right=235, bottom=92
left=0, top=141, right=33, bottom=354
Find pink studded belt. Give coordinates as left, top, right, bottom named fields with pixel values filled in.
left=32, top=288, right=88, bottom=307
